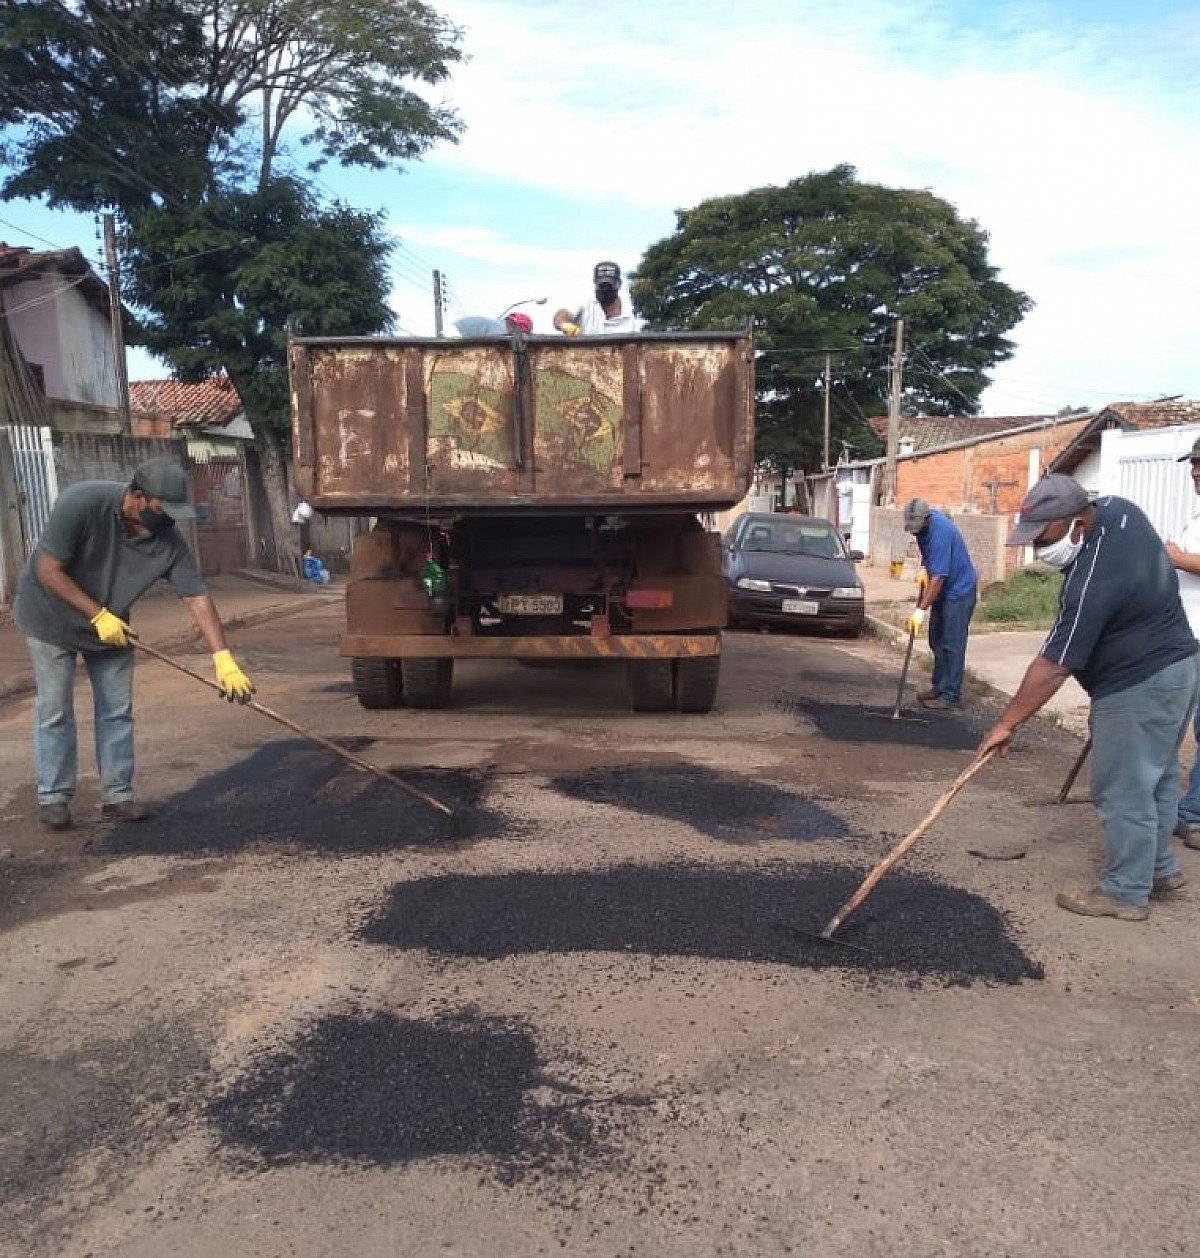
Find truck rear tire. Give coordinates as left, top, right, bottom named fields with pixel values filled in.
left=403, top=657, right=453, bottom=709
left=627, top=660, right=674, bottom=713
left=674, top=656, right=721, bottom=713
left=351, top=658, right=403, bottom=709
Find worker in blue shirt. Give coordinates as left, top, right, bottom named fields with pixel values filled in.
left=903, top=499, right=979, bottom=709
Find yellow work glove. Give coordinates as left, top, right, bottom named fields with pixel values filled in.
left=90, top=607, right=131, bottom=648
left=916, top=567, right=929, bottom=593
left=907, top=606, right=928, bottom=637
left=213, top=649, right=255, bottom=704
left=560, top=321, right=581, bottom=337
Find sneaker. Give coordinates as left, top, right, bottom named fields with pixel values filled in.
left=1055, top=886, right=1149, bottom=921
left=918, top=695, right=956, bottom=710
left=39, top=802, right=71, bottom=831
left=100, top=800, right=149, bottom=823
left=1152, top=872, right=1186, bottom=896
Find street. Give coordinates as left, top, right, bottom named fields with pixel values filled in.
left=2, top=602, right=1198, bottom=1258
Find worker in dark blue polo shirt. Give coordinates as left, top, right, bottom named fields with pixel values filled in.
left=902, top=499, right=978, bottom=709
left=978, top=474, right=1200, bottom=921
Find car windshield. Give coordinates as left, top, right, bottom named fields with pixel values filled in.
left=740, top=520, right=844, bottom=558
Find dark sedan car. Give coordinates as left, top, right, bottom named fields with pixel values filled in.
left=723, top=512, right=866, bottom=636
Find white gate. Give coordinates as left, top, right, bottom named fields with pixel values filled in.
left=1098, top=424, right=1200, bottom=541
left=1, top=425, right=59, bottom=555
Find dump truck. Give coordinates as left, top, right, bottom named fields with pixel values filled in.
left=289, top=329, right=755, bottom=713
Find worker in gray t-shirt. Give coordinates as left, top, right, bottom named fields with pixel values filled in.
left=13, top=457, right=256, bottom=831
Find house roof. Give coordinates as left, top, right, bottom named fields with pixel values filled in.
left=868, top=412, right=1060, bottom=454
left=0, top=243, right=111, bottom=313
left=129, top=377, right=246, bottom=430
left=1050, top=399, right=1200, bottom=473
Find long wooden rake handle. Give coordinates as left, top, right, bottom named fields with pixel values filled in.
left=821, top=747, right=998, bottom=939
left=131, top=637, right=453, bottom=817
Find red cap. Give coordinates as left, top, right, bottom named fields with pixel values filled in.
left=506, top=312, right=533, bottom=333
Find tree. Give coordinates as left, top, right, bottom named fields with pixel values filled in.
left=0, top=0, right=463, bottom=569
left=631, top=166, right=1033, bottom=474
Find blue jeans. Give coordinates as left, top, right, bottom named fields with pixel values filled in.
left=928, top=589, right=976, bottom=703
left=1090, top=653, right=1200, bottom=905
left=26, top=637, right=136, bottom=807
left=1176, top=699, right=1200, bottom=827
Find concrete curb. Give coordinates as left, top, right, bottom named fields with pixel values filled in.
left=0, top=593, right=341, bottom=706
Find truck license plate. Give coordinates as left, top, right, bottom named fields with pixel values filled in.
left=782, top=599, right=820, bottom=615
left=498, top=594, right=564, bottom=616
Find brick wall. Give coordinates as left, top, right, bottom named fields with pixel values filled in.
left=895, top=417, right=1091, bottom=518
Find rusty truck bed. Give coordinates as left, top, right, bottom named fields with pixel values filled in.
left=290, top=331, right=754, bottom=514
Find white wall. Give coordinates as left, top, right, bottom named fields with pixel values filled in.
left=3, top=270, right=119, bottom=407
left=1097, top=424, right=1200, bottom=540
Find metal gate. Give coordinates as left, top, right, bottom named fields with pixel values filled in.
left=1, top=424, right=58, bottom=555
left=1099, top=424, right=1200, bottom=541
left=187, top=456, right=249, bottom=575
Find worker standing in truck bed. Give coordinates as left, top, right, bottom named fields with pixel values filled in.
left=554, top=260, right=639, bottom=335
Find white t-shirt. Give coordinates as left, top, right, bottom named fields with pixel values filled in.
left=1174, top=511, right=1200, bottom=636
left=574, top=298, right=639, bottom=335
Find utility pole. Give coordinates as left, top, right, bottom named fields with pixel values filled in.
left=822, top=352, right=832, bottom=473
left=102, top=213, right=132, bottom=430
left=883, top=317, right=904, bottom=506
left=432, top=269, right=445, bottom=337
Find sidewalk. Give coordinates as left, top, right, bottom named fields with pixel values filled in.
left=0, top=571, right=341, bottom=704
left=859, top=562, right=1090, bottom=736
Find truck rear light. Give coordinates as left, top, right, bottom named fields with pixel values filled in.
left=626, top=589, right=674, bottom=610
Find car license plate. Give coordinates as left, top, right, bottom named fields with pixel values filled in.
left=781, top=599, right=820, bottom=615
left=498, top=593, right=564, bottom=615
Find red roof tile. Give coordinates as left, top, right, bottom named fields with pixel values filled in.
left=128, top=376, right=245, bottom=429
left=868, top=412, right=1061, bottom=453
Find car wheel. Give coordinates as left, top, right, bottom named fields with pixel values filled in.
left=627, top=660, right=674, bottom=713
left=403, top=657, right=453, bottom=709
left=674, top=656, right=720, bottom=713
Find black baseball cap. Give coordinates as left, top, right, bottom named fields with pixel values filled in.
left=593, top=260, right=621, bottom=283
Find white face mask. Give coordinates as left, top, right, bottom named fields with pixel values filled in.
left=1035, top=519, right=1084, bottom=569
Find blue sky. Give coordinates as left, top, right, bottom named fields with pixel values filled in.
left=1, top=0, right=1198, bottom=415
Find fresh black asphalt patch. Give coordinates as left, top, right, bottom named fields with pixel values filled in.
left=551, top=764, right=850, bottom=844
left=359, top=863, right=1044, bottom=985
left=98, top=740, right=509, bottom=855
left=778, top=695, right=983, bottom=751
left=209, top=1011, right=615, bottom=1177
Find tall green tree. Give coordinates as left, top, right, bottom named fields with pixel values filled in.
left=631, top=166, right=1033, bottom=476
left=0, top=0, right=463, bottom=568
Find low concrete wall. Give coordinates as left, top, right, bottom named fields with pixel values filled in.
left=870, top=507, right=1010, bottom=584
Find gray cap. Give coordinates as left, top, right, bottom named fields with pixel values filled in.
left=1177, top=435, right=1200, bottom=463
left=1007, top=474, right=1089, bottom=545
left=131, top=457, right=196, bottom=520
left=902, top=498, right=931, bottom=532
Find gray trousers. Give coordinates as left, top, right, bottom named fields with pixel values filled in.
left=1089, top=653, right=1200, bottom=905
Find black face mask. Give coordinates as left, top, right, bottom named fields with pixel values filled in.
left=596, top=282, right=619, bottom=305
left=139, top=506, right=175, bottom=537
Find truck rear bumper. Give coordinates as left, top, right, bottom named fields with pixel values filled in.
left=341, top=634, right=721, bottom=660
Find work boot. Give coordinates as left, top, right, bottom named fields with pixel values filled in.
left=1174, top=821, right=1200, bottom=850
left=919, top=694, right=955, bottom=710
left=39, top=802, right=71, bottom=831
left=100, top=800, right=149, bottom=823
left=1151, top=872, right=1186, bottom=896
left=1055, top=886, right=1149, bottom=921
